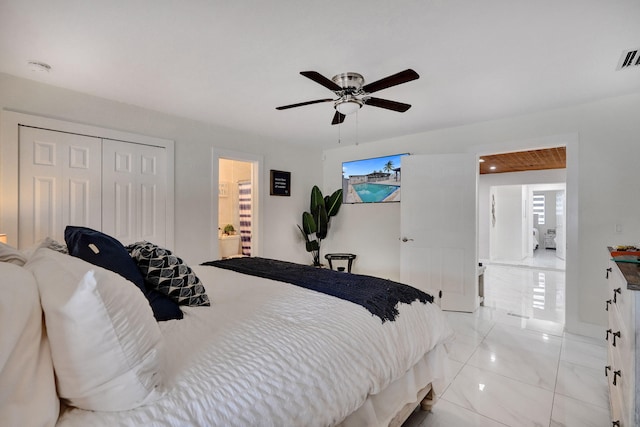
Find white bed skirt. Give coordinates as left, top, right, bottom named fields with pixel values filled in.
left=339, top=343, right=447, bottom=427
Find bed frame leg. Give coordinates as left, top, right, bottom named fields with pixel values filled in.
left=419, top=386, right=437, bottom=412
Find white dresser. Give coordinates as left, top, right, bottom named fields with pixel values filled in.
left=605, top=250, right=640, bottom=427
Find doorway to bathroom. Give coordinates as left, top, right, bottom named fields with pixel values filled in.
left=215, top=151, right=261, bottom=259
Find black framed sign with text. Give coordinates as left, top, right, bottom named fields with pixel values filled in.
left=270, top=170, right=291, bottom=196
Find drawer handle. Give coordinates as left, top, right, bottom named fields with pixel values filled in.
left=613, top=287, right=621, bottom=303
left=606, top=267, right=612, bottom=278
left=605, top=365, right=611, bottom=377
left=613, top=369, right=621, bottom=386
left=606, top=329, right=612, bottom=341
left=613, top=331, right=621, bottom=347
left=606, top=299, right=612, bottom=311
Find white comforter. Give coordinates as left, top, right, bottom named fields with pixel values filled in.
left=57, top=264, right=454, bottom=427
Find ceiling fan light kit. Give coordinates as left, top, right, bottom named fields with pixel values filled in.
left=276, top=69, right=419, bottom=125
left=335, top=95, right=362, bottom=115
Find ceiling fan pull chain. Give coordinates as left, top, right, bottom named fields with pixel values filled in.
left=355, top=110, right=359, bottom=146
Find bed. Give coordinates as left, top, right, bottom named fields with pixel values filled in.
left=0, top=233, right=454, bottom=427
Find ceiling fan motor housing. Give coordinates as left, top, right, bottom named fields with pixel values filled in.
left=332, top=73, right=366, bottom=114
left=332, top=72, right=365, bottom=93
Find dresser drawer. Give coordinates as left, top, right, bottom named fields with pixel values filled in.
left=608, top=302, right=632, bottom=366
left=608, top=345, right=631, bottom=427
left=609, top=266, right=634, bottom=331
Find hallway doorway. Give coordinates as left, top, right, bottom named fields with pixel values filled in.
left=478, top=147, right=567, bottom=328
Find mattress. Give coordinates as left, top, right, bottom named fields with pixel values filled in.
left=56, top=264, right=454, bottom=427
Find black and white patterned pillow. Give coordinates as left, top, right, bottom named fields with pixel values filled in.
left=126, top=241, right=210, bottom=307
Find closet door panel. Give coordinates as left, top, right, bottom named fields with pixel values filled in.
left=102, top=140, right=166, bottom=246
left=138, top=147, right=166, bottom=244
left=140, top=183, right=157, bottom=238
left=68, top=179, right=92, bottom=225
left=64, top=143, right=101, bottom=232
left=19, top=126, right=101, bottom=247
left=103, top=142, right=136, bottom=243
left=32, top=176, right=56, bottom=243
left=113, top=181, right=134, bottom=240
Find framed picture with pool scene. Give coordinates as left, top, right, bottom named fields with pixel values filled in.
left=342, top=153, right=408, bottom=204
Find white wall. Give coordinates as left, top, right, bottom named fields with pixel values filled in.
left=323, top=92, right=640, bottom=336
left=0, top=72, right=322, bottom=265
left=478, top=169, right=566, bottom=259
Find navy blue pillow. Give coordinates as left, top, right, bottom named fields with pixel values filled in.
left=145, top=289, right=184, bottom=321
left=64, top=226, right=182, bottom=321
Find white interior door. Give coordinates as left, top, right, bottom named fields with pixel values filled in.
left=102, top=140, right=167, bottom=246
left=18, top=126, right=102, bottom=247
left=400, top=153, right=478, bottom=312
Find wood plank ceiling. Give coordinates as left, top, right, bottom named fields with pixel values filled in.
left=479, top=147, right=566, bottom=174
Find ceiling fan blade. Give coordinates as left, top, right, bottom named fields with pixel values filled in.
left=365, top=97, right=412, bottom=112
left=301, top=71, right=342, bottom=92
left=276, top=98, right=334, bottom=110
left=362, top=69, right=419, bottom=94
left=331, top=111, right=346, bottom=125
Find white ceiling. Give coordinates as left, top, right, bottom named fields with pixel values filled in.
left=1, top=0, right=639, bottom=149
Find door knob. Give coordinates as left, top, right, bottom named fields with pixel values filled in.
left=401, top=237, right=414, bottom=242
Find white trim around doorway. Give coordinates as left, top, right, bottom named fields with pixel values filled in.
left=211, top=148, right=263, bottom=261
left=469, top=133, right=596, bottom=338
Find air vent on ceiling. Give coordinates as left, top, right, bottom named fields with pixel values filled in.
left=616, top=48, right=640, bottom=70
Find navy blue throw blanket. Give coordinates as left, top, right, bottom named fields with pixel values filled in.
left=202, top=257, right=433, bottom=322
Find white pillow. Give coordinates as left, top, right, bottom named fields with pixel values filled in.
left=0, top=241, right=28, bottom=265
left=25, top=248, right=164, bottom=411
left=0, top=262, right=58, bottom=426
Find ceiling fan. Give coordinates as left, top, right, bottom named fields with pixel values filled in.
left=276, top=69, right=419, bottom=125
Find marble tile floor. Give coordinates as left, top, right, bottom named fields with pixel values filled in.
left=404, top=264, right=608, bottom=427
left=484, top=248, right=566, bottom=271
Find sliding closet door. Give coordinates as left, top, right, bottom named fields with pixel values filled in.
left=18, top=126, right=102, bottom=247
left=102, top=140, right=167, bottom=246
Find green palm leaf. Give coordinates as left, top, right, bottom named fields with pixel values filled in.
left=325, top=189, right=343, bottom=217
left=310, top=185, right=325, bottom=215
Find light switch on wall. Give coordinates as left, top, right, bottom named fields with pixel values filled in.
left=615, top=224, right=622, bottom=233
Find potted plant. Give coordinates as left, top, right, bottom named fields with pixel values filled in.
left=223, top=224, right=235, bottom=235
left=297, top=185, right=343, bottom=266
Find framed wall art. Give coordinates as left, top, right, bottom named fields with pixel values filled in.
left=270, top=170, right=291, bottom=196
